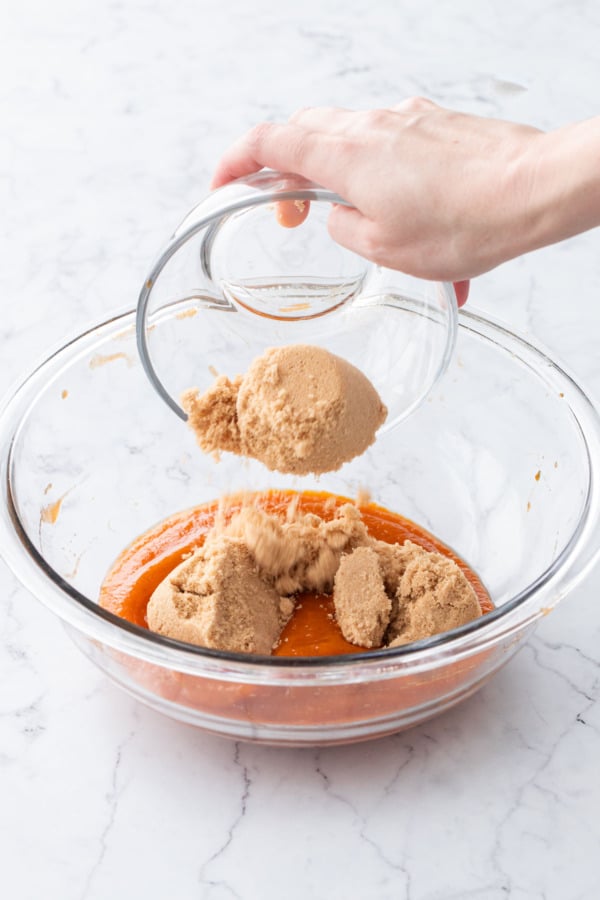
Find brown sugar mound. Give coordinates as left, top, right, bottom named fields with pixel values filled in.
left=332, top=540, right=481, bottom=648
left=147, top=502, right=482, bottom=655
left=146, top=536, right=287, bottom=654
left=386, top=541, right=482, bottom=647
left=333, top=546, right=391, bottom=648
left=181, top=345, right=387, bottom=475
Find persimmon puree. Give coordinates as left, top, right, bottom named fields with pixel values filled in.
left=100, top=491, right=496, bottom=741
left=100, top=489, right=492, bottom=655
left=275, top=198, right=310, bottom=228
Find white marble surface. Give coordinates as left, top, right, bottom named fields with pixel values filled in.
left=2, top=1, right=600, bottom=897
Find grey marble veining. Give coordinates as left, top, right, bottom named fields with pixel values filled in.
left=2, top=1, right=600, bottom=898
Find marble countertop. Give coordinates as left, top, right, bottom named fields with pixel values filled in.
left=2, top=1, right=600, bottom=897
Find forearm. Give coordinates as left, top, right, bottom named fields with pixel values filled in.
left=519, top=117, right=600, bottom=256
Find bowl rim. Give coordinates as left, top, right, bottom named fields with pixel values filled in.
left=1, top=306, right=600, bottom=679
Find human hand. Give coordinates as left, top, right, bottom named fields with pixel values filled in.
left=212, top=100, right=546, bottom=299
left=274, top=192, right=470, bottom=305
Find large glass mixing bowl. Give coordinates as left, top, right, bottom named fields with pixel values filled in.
left=1, top=306, right=599, bottom=745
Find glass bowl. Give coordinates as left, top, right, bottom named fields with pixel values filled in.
left=1, top=306, right=600, bottom=746
left=135, top=171, right=457, bottom=432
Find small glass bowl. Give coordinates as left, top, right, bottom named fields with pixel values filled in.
left=1, top=306, right=600, bottom=745
left=136, top=171, right=457, bottom=431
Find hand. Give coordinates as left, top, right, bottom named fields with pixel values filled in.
left=274, top=193, right=470, bottom=305
left=212, top=99, right=546, bottom=295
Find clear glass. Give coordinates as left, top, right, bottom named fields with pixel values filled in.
left=136, top=171, right=458, bottom=428
left=1, top=307, right=600, bottom=745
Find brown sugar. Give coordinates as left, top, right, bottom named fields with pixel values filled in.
left=332, top=540, right=481, bottom=648
left=146, top=498, right=483, bottom=654
left=386, top=541, right=482, bottom=647
left=100, top=491, right=496, bottom=737
left=181, top=375, right=242, bottom=458
left=223, top=502, right=371, bottom=594
left=181, top=345, right=387, bottom=475
left=333, top=546, right=391, bottom=648
left=146, top=536, right=287, bottom=654
left=146, top=502, right=372, bottom=653
left=370, top=539, right=416, bottom=594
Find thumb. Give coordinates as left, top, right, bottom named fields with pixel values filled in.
left=327, top=204, right=374, bottom=259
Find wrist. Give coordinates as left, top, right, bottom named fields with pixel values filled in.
left=517, top=119, right=600, bottom=254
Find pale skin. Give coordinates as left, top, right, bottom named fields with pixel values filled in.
left=211, top=98, right=600, bottom=307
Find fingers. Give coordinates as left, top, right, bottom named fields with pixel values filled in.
left=329, top=207, right=472, bottom=302
left=211, top=100, right=442, bottom=190
left=288, top=105, right=355, bottom=132
left=211, top=122, right=342, bottom=191
left=327, top=204, right=378, bottom=260
left=291, top=101, right=439, bottom=132
left=210, top=123, right=278, bottom=188
left=212, top=99, right=442, bottom=189
left=454, top=280, right=470, bottom=306
left=393, top=96, right=438, bottom=114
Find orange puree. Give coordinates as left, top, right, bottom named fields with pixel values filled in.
left=100, top=490, right=492, bottom=655
left=275, top=199, right=310, bottom=228
left=99, top=491, right=498, bottom=741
